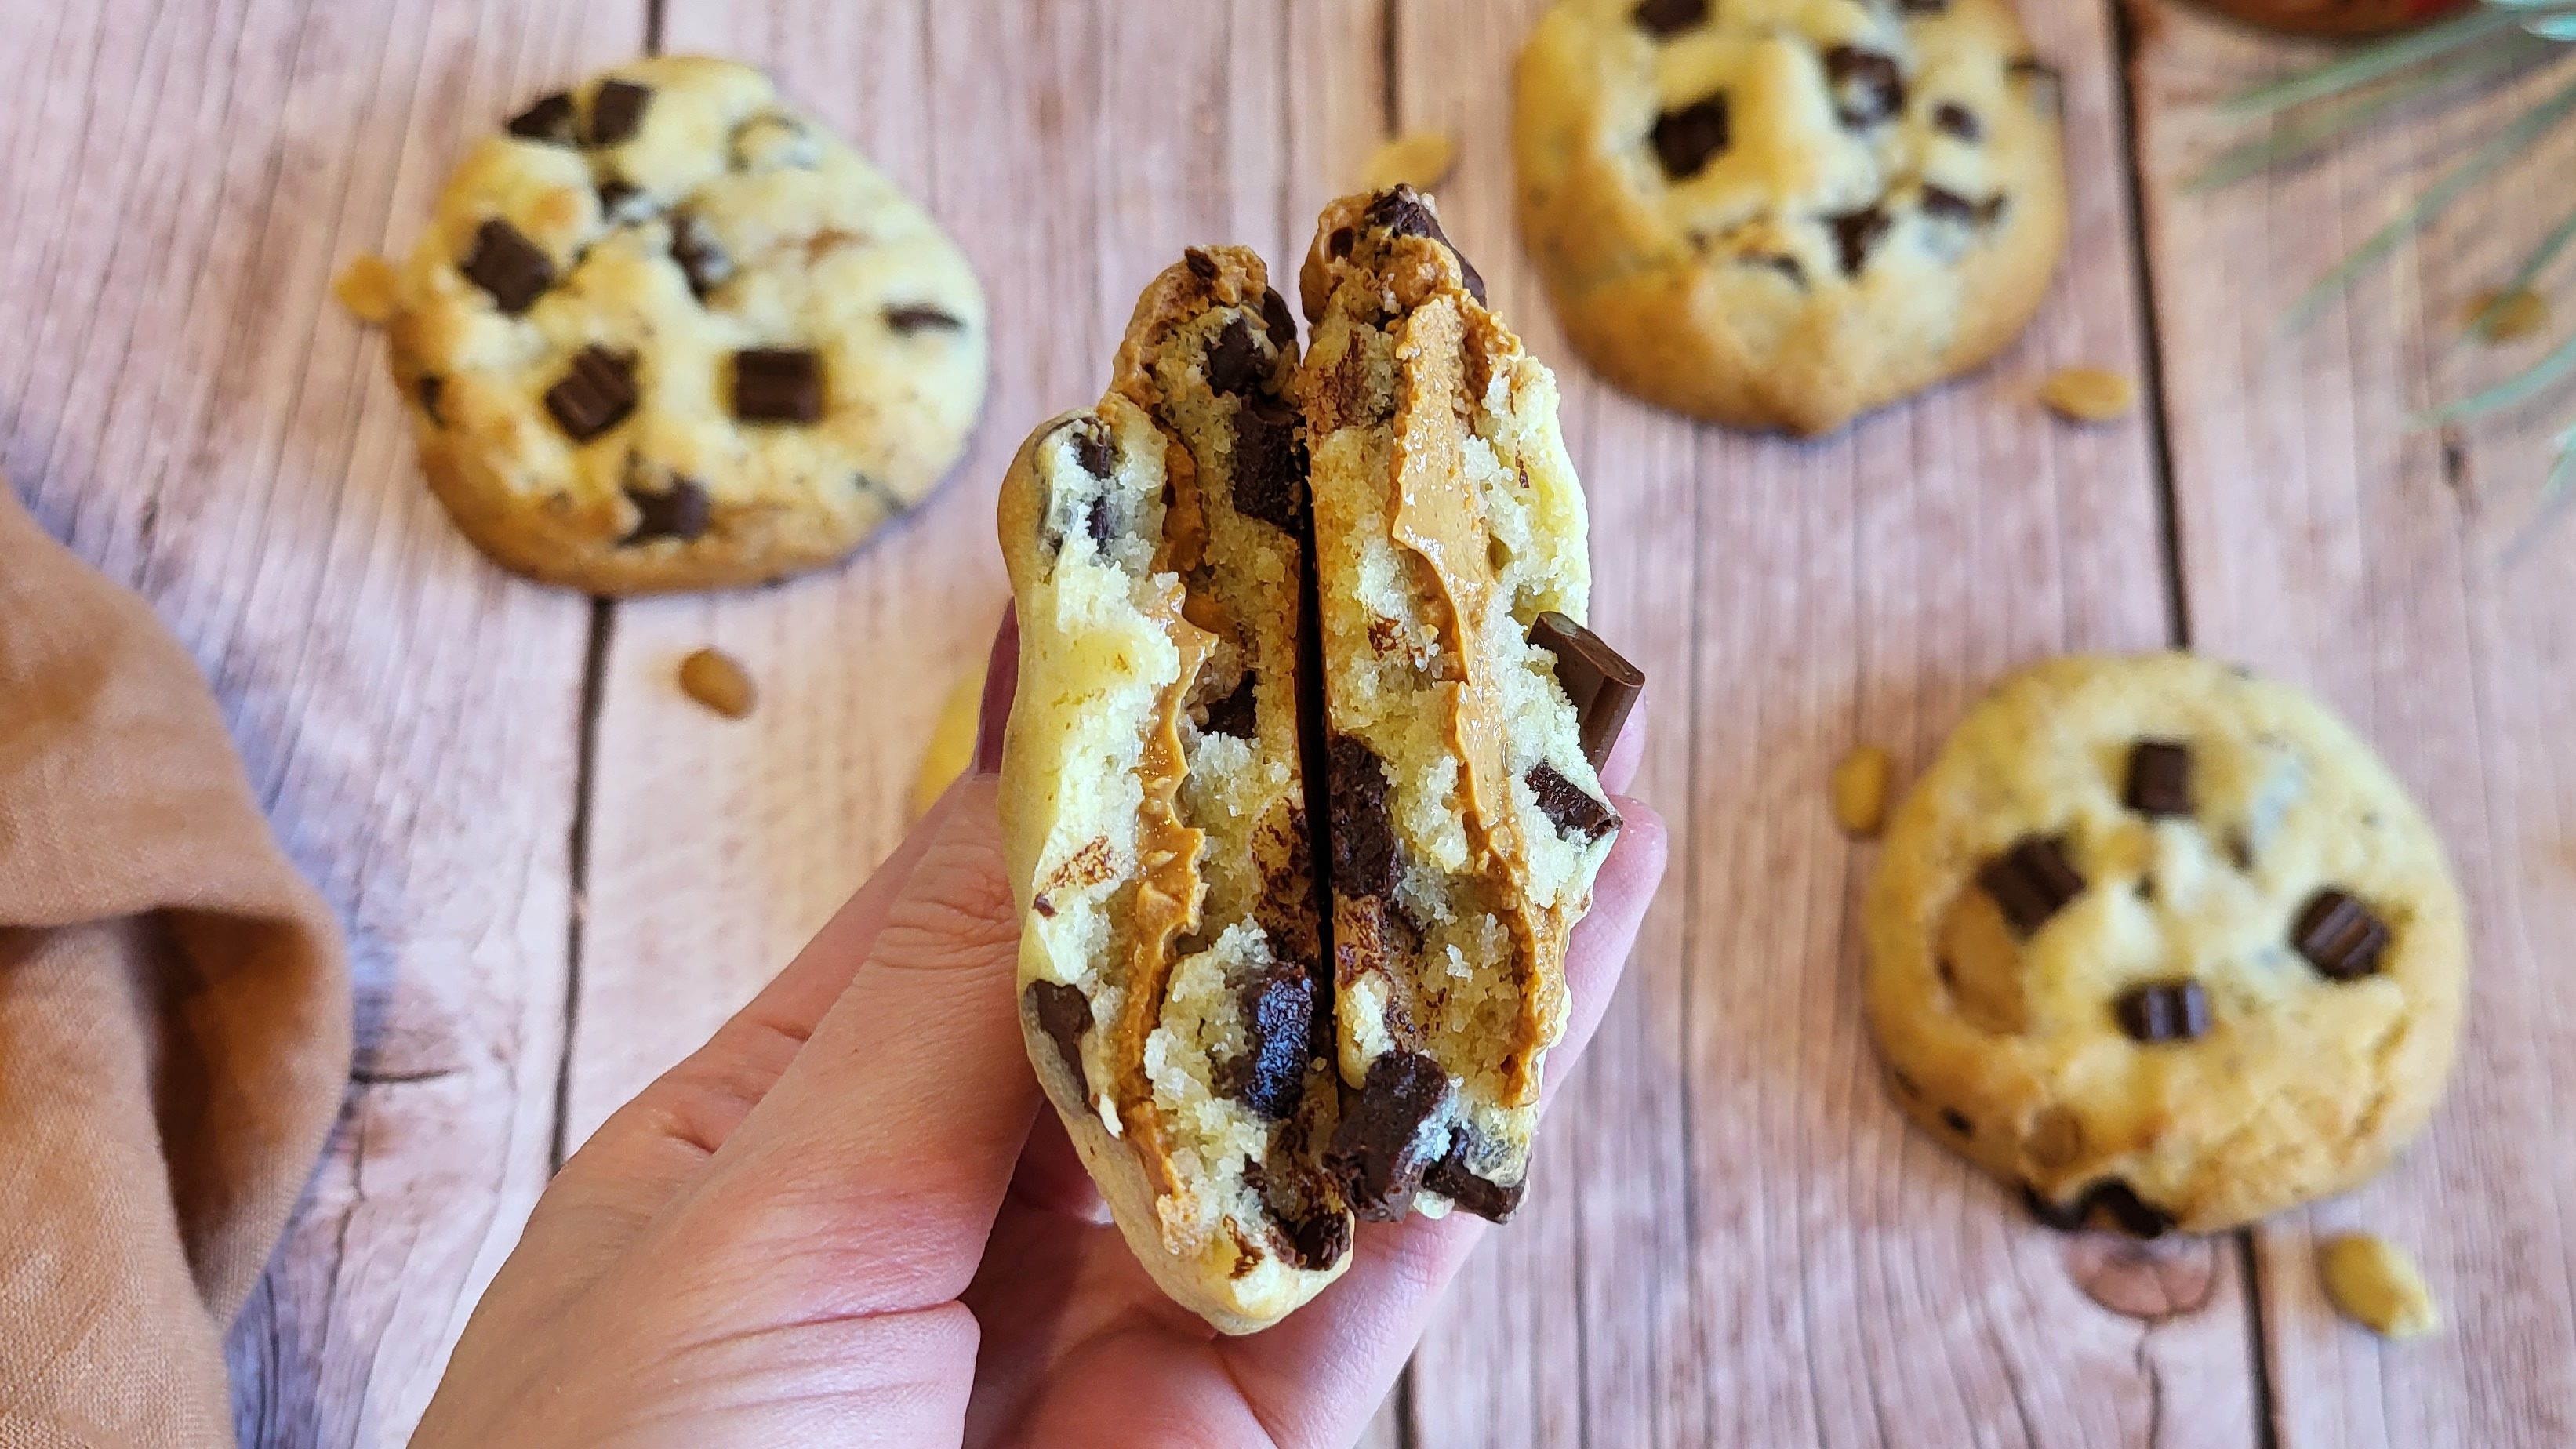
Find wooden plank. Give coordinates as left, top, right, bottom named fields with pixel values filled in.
left=0, top=0, right=636, bottom=1443
left=2134, top=9, right=2576, bottom=1444
left=1396, top=0, right=2261, bottom=1443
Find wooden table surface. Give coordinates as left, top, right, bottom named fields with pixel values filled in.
left=9, top=0, right=2574, bottom=1443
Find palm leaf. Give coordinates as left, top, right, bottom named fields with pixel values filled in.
left=2466, top=202, right=2576, bottom=337
left=2421, top=329, right=2576, bottom=424
left=2193, top=37, right=2545, bottom=191
left=2223, top=3, right=2551, bottom=114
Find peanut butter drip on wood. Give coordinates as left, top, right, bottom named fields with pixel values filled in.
left=1111, top=582, right=1216, bottom=1211
left=1386, top=293, right=1553, bottom=1107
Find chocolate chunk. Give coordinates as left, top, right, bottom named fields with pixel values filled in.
left=670, top=212, right=734, bottom=300
left=1424, top=1142, right=1525, bottom=1222
left=1829, top=207, right=1891, bottom=276
left=1979, top=193, right=2011, bottom=227
left=1230, top=393, right=1307, bottom=532
left=2124, top=741, right=2193, bottom=817
left=2114, top=979, right=2211, bottom=1044
left=1922, top=186, right=1979, bottom=226
left=1272, top=1203, right=1352, bottom=1271
left=460, top=219, right=554, bottom=314
left=1326, top=1050, right=1454, bottom=1218
left=505, top=92, right=578, bottom=145
left=1185, top=246, right=1219, bottom=280
left=587, top=79, right=652, bottom=146
left=597, top=178, right=648, bottom=223
left=1824, top=46, right=1905, bottom=129
left=1328, top=736, right=1401, bottom=900
left=2025, top=1180, right=2173, bottom=1239
left=543, top=346, right=637, bottom=441
left=1328, top=226, right=1356, bottom=260
left=1528, top=762, right=1618, bottom=841
left=1206, top=314, right=1263, bottom=396
left=732, top=348, right=823, bottom=423
left=1068, top=419, right=1117, bottom=478
left=1237, top=957, right=1317, bottom=1120
left=1901, top=0, right=1950, bottom=11
left=1201, top=670, right=1258, bottom=739
left=416, top=375, right=445, bottom=426
left=1528, top=612, right=1645, bottom=769
left=1978, top=836, right=2085, bottom=935
left=2293, top=890, right=2389, bottom=981
left=1361, top=186, right=1486, bottom=305
left=1632, top=0, right=1708, bottom=34
left=1939, top=1108, right=1973, bottom=1135
left=1261, top=288, right=1298, bottom=349
left=885, top=303, right=965, bottom=333
left=623, top=476, right=712, bottom=545
left=1084, top=495, right=1114, bottom=545
left=2022, top=1182, right=2092, bottom=1233
left=1650, top=96, right=1731, bottom=180
left=1023, top=981, right=1092, bottom=1092
left=1749, top=253, right=1807, bottom=288
left=1934, top=101, right=1983, bottom=142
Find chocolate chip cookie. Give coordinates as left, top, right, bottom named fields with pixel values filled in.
left=343, top=56, right=986, bottom=594
left=1513, top=0, right=2068, bottom=434
left=1866, top=654, right=2467, bottom=1235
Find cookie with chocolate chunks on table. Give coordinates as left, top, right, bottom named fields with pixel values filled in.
left=1296, top=186, right=1633, bottom=1226
left=1864, top=653, right=2467, bottom=1234
left=1513, top=0, right=2068, bottom=434
left=338, top=56, right=986, bottom=594
left=997, top=246, right=1350, bottom=1335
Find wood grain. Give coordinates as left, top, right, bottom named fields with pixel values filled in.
left=2135, top=7, right=2576, bottom=1444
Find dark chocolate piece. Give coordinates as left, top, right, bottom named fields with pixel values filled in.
left=1824, top=46, right=1904, bottom=129
left=1749, top=253, right=1807, bottom=288
left=1185, top=247, right=1220, bottom=280
left=1939, top=1108, right=1973, bottom=1135
left=1362, top=185, right=1486, bottom=305
left=1328, top=736, right=1401, bottom=900
left=2025, top=1180, right=2173, bottom=1239
left=2022, top=1182, right=2092, bottom=1233
left=2293, top=890, right=2389, bottom=981
left=1651, top=96, right=1731, bottom=180
left=885, top=303, right=965, bottom=333
left=1978, top=836, right=2085, bottom=935
left=505, top=92, right=578, bottom=145
left=416, top=374, right=445, bottom=426
left=543, top=346, right=637, bottom=441
left=1230, top=392, right=1307, bottom=532
left=2124, top=741, right=2193, bottom=818
left=1326, top=1050, right=1454, bottom=1218
left=732, top=348, right=823, bottom=423
left=1084, top=495, right=1114, bottom=545
left=1901, top=0, right=1950, bottom=12
left=1201, top=670, right=1258, bottom=739
left=623, top=476, right=712, bottom=544
left=1205, top=314, right=1262, bottom=396
left=1922, top=186, right=1980, bottom=226
left=1423, top=1143, right=1525, bottom=1222
left=1528, top=612, right=1644, bottom=769
left=2114, top=979, right=2211, bottom=1044
left=1237, top=957, right=1317, bottom=1120
left=1069, top=418, right=1117, bottom=479
left=1978, top=193, right=2011, bottom=227
left=1328, top=226, right=1356, bottom=260
left=1024, top=981, right=1092, bottom=1092
left=460, top=219, right=554, bottom=314
left=1272, top=1202, right=1353, bottom=1272
left=588, top=79, right=652, bottom=146
left=1528, top=762, right=1619, bottom=841
left=1261, top=288, right=1299, bottom=349
left=670, top=212, right=733, bottom=300
left=1934, top=101, right=1982, bottom=141
left=1632, top=0, right=1707, bottom=34
left=597, top=178, right=648, bottom=224
left=1829, top=207, right=1892, bottom=276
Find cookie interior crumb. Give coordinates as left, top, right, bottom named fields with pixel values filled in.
left=678, top=648, right=756, bottom=719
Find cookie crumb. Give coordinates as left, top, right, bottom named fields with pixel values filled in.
left=678, top=648, right=757, bottom=720
left=910, top=652, right=990, bottom=819
left=2320, top=1233, right=2440, bottom=1339
left=1361, top=131, right=1458, bottom=194
left=2466, top=288, right=2550, bottom=344
left=1831, top=744, right=1893, bottom=837
left=2039, top=367, right=2136, bottom=423
left=332, top=255, right=401, bottom=325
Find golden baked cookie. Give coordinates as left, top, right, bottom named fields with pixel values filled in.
left=1513, top=0, right=2068, bottom=434
left=345, top=56, right=987, bottom=594
left=1865, top=654, right=2468, bottom=1236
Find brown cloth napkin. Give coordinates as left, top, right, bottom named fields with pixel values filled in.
left=0, top=479, right=351, bottom=1447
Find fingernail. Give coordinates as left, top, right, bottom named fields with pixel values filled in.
left=973, top=606, right=1019, bottom=776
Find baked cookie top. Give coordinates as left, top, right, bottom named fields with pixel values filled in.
left=343, top=56, right=986, bottom=594
left=1866, top=654, right=2468, bottom=1235
left=1513, top=0, right=2066, bottom=434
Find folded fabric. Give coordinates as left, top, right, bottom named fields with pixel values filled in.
left=0, top=479, right=351, bottom=1447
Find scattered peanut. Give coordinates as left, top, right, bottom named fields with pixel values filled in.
left=909, top=653, right=991, bottom=819
left=332, top=254, right=401, bottom=326
left=1361, top=130, right=1459, bottom=194
left=1830, top=743, right=1893, bottom=838
left=678, top=648, right=758, bottom=721
left=2039, top=367, right=2137, bottom=424
left=2466, top=287, right=2551, bottom=344
left=2319, top=1233, right=2440, bottom=1339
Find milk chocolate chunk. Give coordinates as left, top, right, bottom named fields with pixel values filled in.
left=2293, top=890, right=2389, bottom=981
left=2124, top=741, right=2193, bottom=817
left=1529, top=612, right=1644, bottom=769
left=623, top=476, right=712, bottom=544
left=1205, top=314, right=1263, bottom=396
left=1327, top=1050, right=1454, bottom=1218
left=1230, top=392, right=1307, bottom=532
left=461, top=219, right=554, bottom=314
left=1651, top=96, right=1731, bottom=180
left=1424, top=1142, right=1525, bottom=1222
left=1633, top=0, right=1707, bottom=34
left=670, top=212, right=734, bottom=300
left=1237, top=957, right=1317, bottom=1120
left=732, top=348, right=823, bottom=423
left=2115, top=979, right=2211, bottom=1044
left=1829, top=207, right=1892, bottom=276
left=1978, top=836, right=2085, bottom=935
left=505, top=92, right=577, bottom=145
left=588, top=79, right=652, bottom=146
left=885, top=303, right=965, bottom=333
left=1024, top=980, right=1092, bottom=1092
left=1328, top=736, right=1401, bottom=900
left=543, top=346, right=638, bottom=441
left=1528, top=762, right=1618, bottom=841
left=1824, top=46, right=1905, bottom=129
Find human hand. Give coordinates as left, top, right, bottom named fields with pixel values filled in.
left=411, top=614, right=1668, bottom=1448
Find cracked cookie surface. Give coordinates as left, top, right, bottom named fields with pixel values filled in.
left=1513, top=0, right=2066, bottom=434
left=1865, top=653, right=2466, bottom=1234
left=351, top=56, right=986, bottom=594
